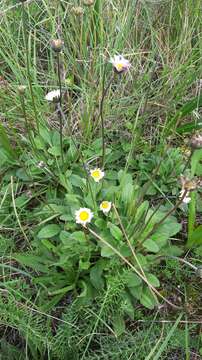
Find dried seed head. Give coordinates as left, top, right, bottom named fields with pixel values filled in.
left=83, top=0, right=95, bottom=6
left=71, top=6, right=84, bottom=16
left=190, top=133, right=202, bottom=149
left=51, top=39, right=64, bottom=53
left=18, top=85, right=27, bottom=95
left=180, top=175, right=200, bottom=191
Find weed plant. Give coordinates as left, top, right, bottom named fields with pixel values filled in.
left=0, top=0, right=202, bottom=359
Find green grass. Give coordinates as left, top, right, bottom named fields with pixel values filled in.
left=0, top=0, right=202, bottom=359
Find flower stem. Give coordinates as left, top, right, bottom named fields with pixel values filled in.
left=187, top=191, right=196, bottom=247
left=99, top=69, right=114, bottom=167
left=57, top=52, right=64, bottom=165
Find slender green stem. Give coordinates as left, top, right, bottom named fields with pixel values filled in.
left=99, top=70, right=114, bottom=167
left=22, top=2, right=39, bottom=133
left=187, top=191, right=196, bottom=246
left=57, top=53, right=64, bottom=165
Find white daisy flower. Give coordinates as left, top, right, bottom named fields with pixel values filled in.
left=100, top=201, right=111, bottom=214
left=75, top=208, right=93, bottom=226
left=45, top=89, right=61, bottom=102
left=110, top=54, right=131, bottom=73
left=90, top=168, right=105, bottom=182
left=179, top=190, right=191, bottom=204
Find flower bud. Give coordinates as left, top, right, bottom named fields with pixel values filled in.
left=51, top=39, right=63, bottom=53
left=18, top=85, right=27, bottom=95
left=190, top=133, right=202, bottom=149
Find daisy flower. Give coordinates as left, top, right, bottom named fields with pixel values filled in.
left=100, top=201, right=111, bottom=214
left=110, top=54, right=131, bottom=73
left=90, top=168, right=105, bottom=182
left=45, top=89, right=61, bottom=102
left=75, top=208, right=93, bottom=226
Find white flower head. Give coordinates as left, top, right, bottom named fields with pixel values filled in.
left=90, top=168, right=105, bottom=182
left=110, top=54, right=131, bottom=73
left=100, top=201, right=111, bottom=214
left=45, top=89, right=61, bottom=102
left=179, top=190, right=191, bottom=204
left=75, top=207, right=93, bottom=226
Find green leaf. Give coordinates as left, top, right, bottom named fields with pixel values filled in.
left=166, top=94, right=202, bottom=135
left=140, top=287, right=158, bottom=310
left=125, top=271, right=142, bottom=287
left=191, top=149, right=202, bottom=176
left=90, top=263, right=104, bottom=290
left=71, top=231, right=86, bottom=243
left=109, top=223, right=122, bottom=241
left=121, top=183, right=134, bottom=204
left=146, top=273, right=160, bottom=288
left=161, top=245, right=184, bottom=256
left=15, top=254, right=49, bottom=273
left=38, top=224, right=61, bottom=239
left=101, top=245, right=115, bottom=258
left=70, top=174, right=86, bottom=188
left=143, top=239, right=159, bottom=253
left=122, top=292, right=135, bottom=319
left=48, top=146, right=61, bottom=156
left=187, top=225, right=202, bottom=248
left=113, top=314, right=125, bottom=337
left=0, top=123, right=16, bottom=159
left=128, top=284, right=143, bottom=300
left=41, top=239, right=57, bottom=253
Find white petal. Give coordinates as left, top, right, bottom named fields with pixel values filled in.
left=45, top=89, right=61, bottom=101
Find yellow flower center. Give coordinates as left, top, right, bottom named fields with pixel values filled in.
left=91, top=170, right=100, bottom=178
left=79, top=211, right=89, bottom=221
left=116, top=63, right=123, bottom=71
left=101, top=201, right=109, bottom=209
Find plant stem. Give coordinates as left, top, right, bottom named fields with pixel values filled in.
left=22, top=2, right=39, bottom=133
left=187, top=191, right=196, bottom=246
left=99, top=69, right=114, bottom=167
left=57, top=52, right=64, bottom=165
